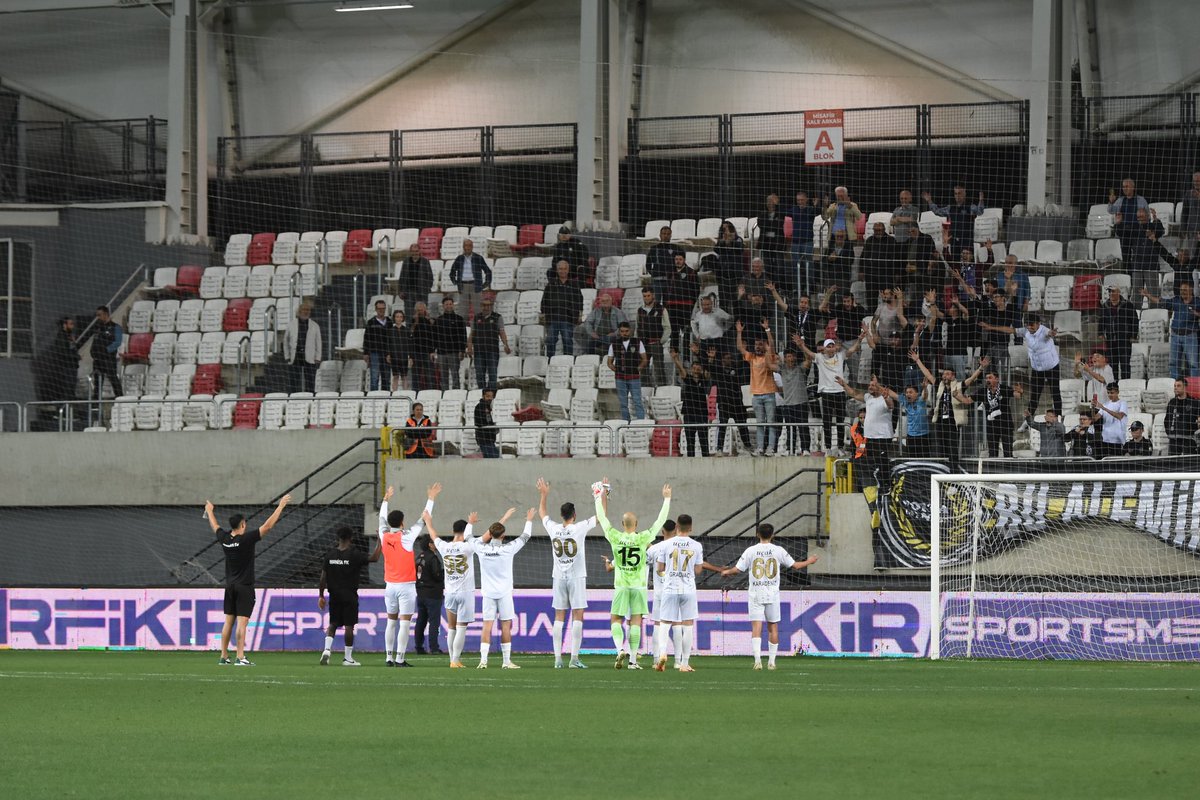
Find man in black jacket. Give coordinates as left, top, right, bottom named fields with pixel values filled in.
left=34, top=316, right=80, bottom=407
left=433, top=297, right=467, bottom=390
left=397, top=243, right=434, bottom=313
left=1165, top=378, right=1200, bottom=455
left=474, top=388, right=500, bottom=458
left=646, top=225, right=684, bottom=300
left=466, top=297, right=510, bottom=391
left=1098, top=286, right=1139, bottom=381
left=79, top=305, right=123, bottom=400
left=758, top=193, right=789, bottom=292
left=448, top=238, right=492, bottom=321
left=706, top=346, right=753, bottom=455
left=549, top=227, right=591, bottom=286
left=636, top=288, right=671, bottom=387
left=541, top=260, right=583, bottom=356
left=413, top=533, right=445, bottom=655
left=408, top=302, right=437, bottom=392
left=860, top=223, right=898, bottom=305
left=363, top=299, right=393, bottom=391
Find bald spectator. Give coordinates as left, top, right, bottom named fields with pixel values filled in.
left=549, top=227, right=591, bottom=286
left=690, top=294, right=732, bottom=353
left=397, top=242, right=434, bottom=313
left=1108, top=178, right=1150, bottom=255
left=891, top=189, right=921, bottom=255
left=577, top=292, right=627, bottom=356
left=541, top=260, right=583, bottom=356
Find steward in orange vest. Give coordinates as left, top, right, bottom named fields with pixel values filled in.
left=404, top=402, right=435, bottom=458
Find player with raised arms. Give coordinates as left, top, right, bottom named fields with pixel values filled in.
left=644, top=519, right=677, bottom=668
left=204, top=494, right=291, bottom=666
left=538, top=477, right=595, bottom=669
left=317, top=525, right=382, bottom=666
left=475, top=507, right=531, bottom=669
left=722, top=523, right=819, bottom=670
left=595, top=478, right=671, bottom=669
left=653, top=514, right=721, bottom=672
left=421, top=509, right=480, bottom=668
left=379, top=482, right=441, bottom=667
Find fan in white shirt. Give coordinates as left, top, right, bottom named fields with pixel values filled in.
left=474, top=507, right=532, bottom=669
left=652, top=514, right=721, bottom=673
left=537, top=478, right=595, bottom=669
left=422, top=510, right=480, bottom=668
left=723, top=523, right=819, bottom=670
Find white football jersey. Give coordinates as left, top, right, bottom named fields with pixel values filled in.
left=475, top=522, right=532, bottom=598
left=646, top=538, right=672, bottom=593
left=439, top=536, right=477, bottom=596
left=735, top=542, right=796, bottom=603
left=656, top=536, right=704, bottom=594
left=543, top=515, right=594, bottom=581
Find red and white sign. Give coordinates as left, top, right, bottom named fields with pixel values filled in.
left=804, top=109, right=844, bottom=165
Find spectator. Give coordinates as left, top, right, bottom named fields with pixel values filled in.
left=1025, top=406, right=1067, bottom=458
left=848, top=406, right=869, bottom=490
left=758, top=193, right=789, bottom=290
left=896, top=357, right=932, bottom=458
left=1179, top=171, right=1200, bottom=241
left=742, top=256, right=769, bottom=300
left=906, top=229, right=941, bottom=294
left=690, top=294, right=733, bottom=355
left=795, top=333, right=866, bottom=457
left=388, top=310, right=410, bottom=392
left=33, top=315, right=79, bottom=408
left=778, top=342, right=813, bottom=456
left=404, top=401, right=435, bottom=458
left=433, top=297, right=467, bottom=391
left=662, top=253, right=700, bottom=352
left=606, top=321, right=647, bottom=422
left=819, top=288, right=869, bottom=379
left=735, top=282, right=788, bottom=350
left=950, top=239, right=995, bottom=303
left=1098, top=286, right=1139, bottom=381
left=821, top=186, right=863, bottom=259
left=923, top=185, right=985, bottom=253
left=873, top=286, right=910, bottom=342
left=736, top=320, right=779, bottom=456
left=578, top=291, right=627, bottom=356
left=1108, top=178, right=1149, bottom=254
left=1141, top=280, right=1200, bottom=378
left=713, top=220, right=746, bottom=305
left=789, top=192, right=821, bottom=296
left=549, top=227, right=591, bottom=286
left=448, top=238, right=492, bottom=321
left=954, top=364, right=1023, bottom=458
left=397, top=242, right=434, bottom=313
left=1127, top=208, right=1168, bottom=297
left=473, top=388, right=499, bottom=458
left=1065, top=409, right=1101, bottom=459
left=1164, top=378, right=1200, bottom=455
left=284, top=302, right=322, bottom=393
left=1092, top=382, right=1129, bottom=458
left=995, top=254, right=1031, bottom=316
left=81, top=305, right=123, bottom=400
left=646, top=225, right=684, bottom=299
left=860, top=222, right=898, bottom=305
left=363, top=299, right=392, bottom=391
left=408, top=302, right=437, bottom=392
left=671, top=346, right=712, bottom=457
left=837, top=375, right=896, bottom=491
left=816, top=229, right=854, bottom=294
left=978, top=292, right=1018, bottom=378
left=1017, top=312, right=1062, bottom=416
left=541, top=260, right=583, bottom=356
left=413, top=534, right=444, bottom=654
left=706, top=346, right=754, bottom=456
left=1123, top=420, right=1153, bottom=456
left=910, top=350, right=969, bottom=467
left=870, top=328, right=909, bottom=407
left=891, top=190, right=921, bottom=254
left=1075, top=350, right=1115, bottom=409
left=791, top=293, right=820, bottom=352
left=941, top=296, right=975, bottom=380
left=635, top=287, right=671, bottom=388
left=466, top=297, right=510, bottom=392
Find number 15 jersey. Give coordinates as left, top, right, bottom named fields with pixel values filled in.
left=596, top=495, right=671, bottom=590
left=735, top=542, right=796, bottom=604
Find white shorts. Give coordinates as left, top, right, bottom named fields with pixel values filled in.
left=443, top=591, right=475, bottom=624
left=748, top=599, right=781, bottom=623
left=384, top=582, right=417, bottom=616
left=482, top=594, right=516, bottom=622
left=552, top=577, right=588, bottom=611
left=656, top=591, right=698, bottom=623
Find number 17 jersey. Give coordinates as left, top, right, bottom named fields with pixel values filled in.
left=735, top=542, right=795, bottom=604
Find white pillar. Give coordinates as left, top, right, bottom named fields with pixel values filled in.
left=1026, top=0, right=1055, bottom=209
left=576, top=0, right=601, bottom=230
left=166, top=0, right=208, bottom=241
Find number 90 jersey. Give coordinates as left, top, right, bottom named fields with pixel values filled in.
left=735, top=542, right=796, bottom=604
left=543, top=516, right=594, bottom=581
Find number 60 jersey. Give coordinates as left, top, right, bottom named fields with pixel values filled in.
left=735, top=542, right=796, bottom=604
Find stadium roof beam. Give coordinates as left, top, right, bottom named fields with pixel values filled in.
left=0, top=0, right=170, bottom=13
left=783, top=0, right=1019, bottom=104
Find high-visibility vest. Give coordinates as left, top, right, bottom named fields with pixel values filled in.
left=849, top=420, right=867, bottom=459
left=404, top=416, right=434, bottom=457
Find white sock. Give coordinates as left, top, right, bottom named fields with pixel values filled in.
left=344, top=645, right=353, bottom=660
left=681, top=627, right=694, bottom=666
left=652, top=624, right=664, bottom=660
left=453, top=626, right=468, bottom=662
left=570, top=620, right=584, bottom=662
left=551, top=621, right=564, bottom=664
left=395, top=619, right=410, bottom=662
left=672, top=625, right=683, bottom=663
left=385, top=619, right=398, bottom=659
left=501, top=642, right=512, bottom=664
left=447, top=628, right=459, bottom=660
left=323, top=635, right=334, bottom=653
left=768, top=641, right=779, bottom=665
left=751, top=636, right=762, bottom=663
left=480, top=641, right=490, bottom=664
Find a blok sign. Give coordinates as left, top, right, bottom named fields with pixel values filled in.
left=804, top=109, right=844, bottom=165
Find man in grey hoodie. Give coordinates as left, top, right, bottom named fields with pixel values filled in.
left=1025, top=406, right=1066, bottom=458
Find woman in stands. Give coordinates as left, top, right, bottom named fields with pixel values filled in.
left=389, top=309, right=411, bottom=392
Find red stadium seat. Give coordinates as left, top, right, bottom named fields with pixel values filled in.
left=168, top=265, right=203, bottom=297
left=191, top=364, right=223, bottom=394
left=222, top=298, right=252, bottom=332
left=783, top=216, right=794, bottom=243
left=651, top=421, right=682, bottom=457
left=121, top=333, right=153, bottom=364
left=1188, top=377, right=1200, bottom=399
left=595, top=287, right=624, bottom=307
left=417, top=228, right=443, bottom=260
left=1072, top=274, right=1101, bottom=310
left=343, top=229, right=372, bottom=264
left=517, top=224, right=543, bottom=247
left=247, top=233, right=276, bottom=266
left=233, top=394, right=263, bottom=430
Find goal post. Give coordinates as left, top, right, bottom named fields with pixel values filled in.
left=929, top=472, right=1200, bottom=661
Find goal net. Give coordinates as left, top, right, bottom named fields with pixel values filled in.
left=930, top=472, right=1200, bottom=661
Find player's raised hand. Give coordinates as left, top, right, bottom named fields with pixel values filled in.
left=278, top=494, right=292, bottom=508
left=536, top=477, right=550, bottom=495
left=526, top=507, right=536, bottom=522
left=500, top=507, right=517, bottom=523
left=662, top=484, right=672, bottom=498
left=204, top=500, right=214, bottom=515
left=468, top=511, right=479, bottom=525
left=427, top=482, right=442, bottom=500
left=383, top=485, right=394, bottom=502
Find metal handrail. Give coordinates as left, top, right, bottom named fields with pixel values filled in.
left=374, top=234, right=391, bottom=297
left=75, top=262, right=147, bottom=344
left=0, top=401, right=25, bottom=432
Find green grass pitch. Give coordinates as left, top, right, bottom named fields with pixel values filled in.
left=1, top=650, right=1198, bottom=799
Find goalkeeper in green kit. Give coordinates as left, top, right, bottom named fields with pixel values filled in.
left=593, top=477, right=671, bottom=670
